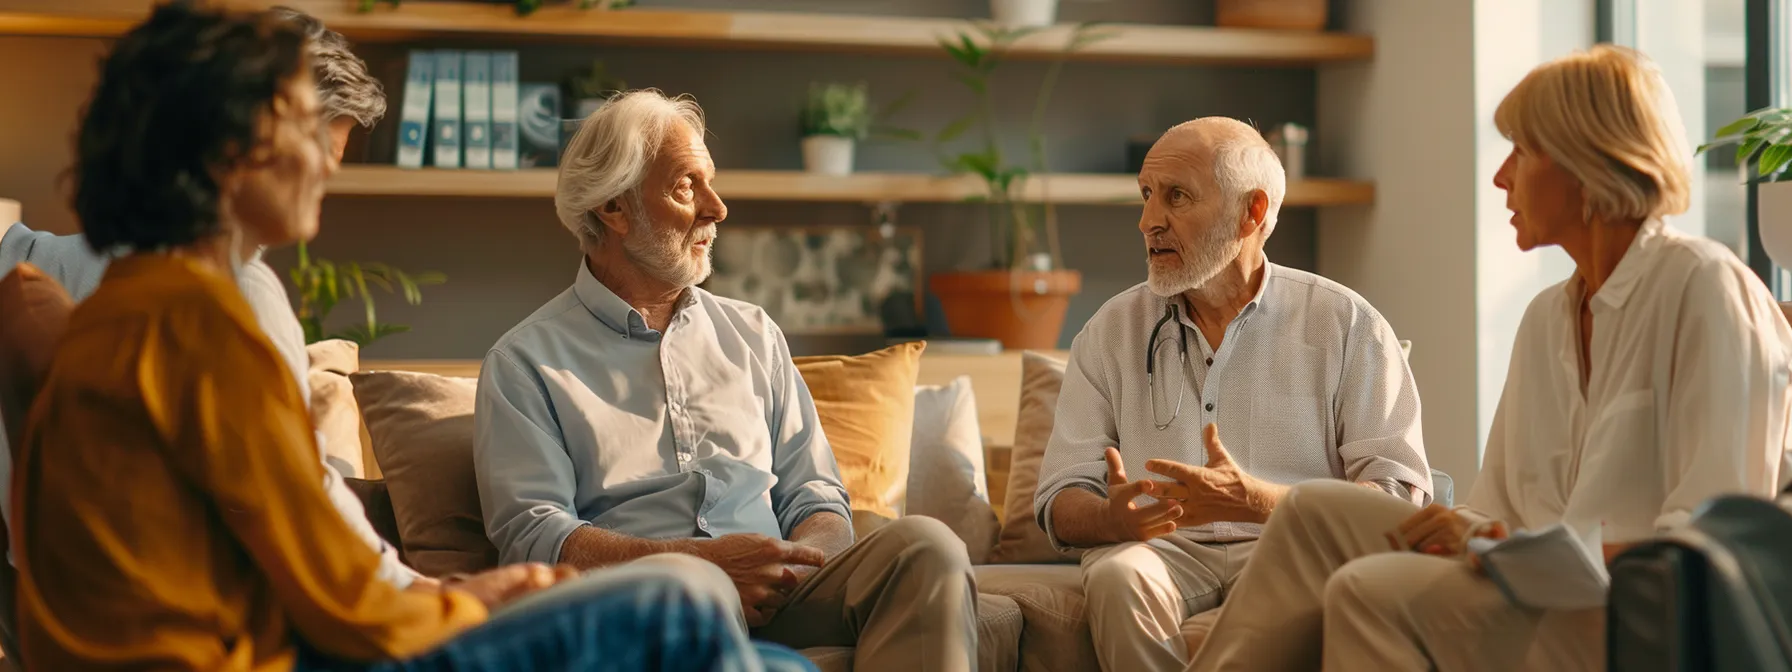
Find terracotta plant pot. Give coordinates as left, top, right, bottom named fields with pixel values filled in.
left=1215, top=0, right=1328, bottom=31
left=931, top=270, right=1082, bottom=350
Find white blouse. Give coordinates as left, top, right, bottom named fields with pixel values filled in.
left=1465, top=221, right=1792, bottom=546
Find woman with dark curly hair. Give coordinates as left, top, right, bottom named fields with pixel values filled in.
left=12, top=4, right=810, bottom=671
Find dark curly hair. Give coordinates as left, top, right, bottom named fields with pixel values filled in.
left=72, top=1, right=307, bottom=254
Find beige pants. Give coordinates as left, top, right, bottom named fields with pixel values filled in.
left=1188, top=480, right=1606, bottom=672
left=747, top=516, right=979, bottom=672
left=1081, top=534, right=1257, bottom=672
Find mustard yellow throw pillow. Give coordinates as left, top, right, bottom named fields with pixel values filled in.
left=793, top=341, right=926, bottom=530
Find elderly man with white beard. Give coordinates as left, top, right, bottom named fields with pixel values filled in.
left=473, top=89, right=978, bottom=672
left=1032, top=117, right=1434, bottom=672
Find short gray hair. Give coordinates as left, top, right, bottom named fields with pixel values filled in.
left=555, top=89, right=707, bottom=249
left=268, top=6, right=386, bottom=128
left=1212, top=136, right=1286, bottom=238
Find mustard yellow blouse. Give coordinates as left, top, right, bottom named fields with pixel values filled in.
left=12, top=254, right=485, bottom=671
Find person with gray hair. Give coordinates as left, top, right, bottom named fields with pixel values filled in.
left=474, top=89, right=979, bottom=671
left=1031, top=116, right=1433, bottom=672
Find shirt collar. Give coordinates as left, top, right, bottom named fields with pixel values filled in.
left=1171, top=257, right=1276, bottom=328
left=573, top=260, right=654, bottom=339
left=1566, top=219, right=1668, bottom=311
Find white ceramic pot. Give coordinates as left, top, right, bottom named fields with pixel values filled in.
left=990, top=0, right=1057, bottom=27
left=1759, top=181, right=1792, bottom=266
left=801, top=135, right=856, bottom=176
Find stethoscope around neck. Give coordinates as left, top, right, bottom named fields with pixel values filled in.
left=1147, top=301, right=1191, bottom=431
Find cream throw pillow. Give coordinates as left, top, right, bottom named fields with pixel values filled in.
left=989, top=351, right=1082, bottom=564
left=908, top=376, right=999, bottom=564
left=351, top=370, right=498, bottom=577
left=305, top=340, right=366, bottom=478
left=793, top=341, right=926, bottom=534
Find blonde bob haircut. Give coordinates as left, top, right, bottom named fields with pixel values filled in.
left=1494, top=44, right=1692, bottom=224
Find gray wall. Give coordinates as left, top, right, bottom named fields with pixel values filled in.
left=0, top=0, right=1325, bottom=359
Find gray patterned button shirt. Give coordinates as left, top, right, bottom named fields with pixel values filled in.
left=1034, top=261, right=1432, bottom=549
left=475, top=261, right=853, bottom=566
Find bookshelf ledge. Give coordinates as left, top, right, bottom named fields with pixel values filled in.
left=327, top=166, right=1376, bottom=208
left=0, top=0, right=1375, bottom=66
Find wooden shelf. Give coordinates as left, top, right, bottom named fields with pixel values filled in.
left=0, top=0, right=1374, bottom=66
left=327, top=165, right=1375, bottom=207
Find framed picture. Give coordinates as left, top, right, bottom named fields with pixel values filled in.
left=704, top=225, right=923, bottom=334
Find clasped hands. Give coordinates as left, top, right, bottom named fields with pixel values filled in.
left=1104, top=423, right=1284, bottom=542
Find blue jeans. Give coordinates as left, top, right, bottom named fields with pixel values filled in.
left=296, top=555, right=815, bottom=672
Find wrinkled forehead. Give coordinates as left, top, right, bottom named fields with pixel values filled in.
left=1141, top=132, right=1217, bottom=185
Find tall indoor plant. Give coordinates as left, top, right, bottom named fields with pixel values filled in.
left=1702, top=106, right=1792, bottom=263
left=926, top=22, right=1111, bottom=350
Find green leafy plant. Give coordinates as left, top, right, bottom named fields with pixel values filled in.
left=931, top=22, right=1114, bottom=271
left=563, top=59, right=628, bottom=102
left=802, top=82, right=873, bottom=140
left=288, top=243, right=445, bottom=347
left=1699, top=106, right=1792, bottom=183
left=799, top=82, right=919, bottom=142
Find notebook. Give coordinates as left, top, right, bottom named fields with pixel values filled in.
left=1467, top=523, right=1609, bottom=610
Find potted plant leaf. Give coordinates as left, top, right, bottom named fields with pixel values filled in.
left=925, top=22, right=1112, bottom=350
left=289, top=243, right=446, bottom=347
left=1701, top=106, right=1791, bottom=264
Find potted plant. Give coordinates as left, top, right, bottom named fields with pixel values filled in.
left=990, top=0, right=1057, bottom=27
left=800, top=82, right=873, bottom=176
left=925, top=23, right=1110, bottom=350
left=289, top=243, right=446, bottom=347
left=562, top=60, right=627, bottom=120
left=1702, top=106, right=1792, bottom=262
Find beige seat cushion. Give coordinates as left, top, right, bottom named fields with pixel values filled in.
left=989, top=352, right=1080, bottom=564
left=306, top=339, right=366, bottom=478
left=351, top=370, right=497, bottom=577
left=974, top=564, right=1095, bottom=672
left=793, top=342, right=926, bottom=532
left=799, top=592, right=1023, bottom=672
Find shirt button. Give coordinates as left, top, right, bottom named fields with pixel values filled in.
left=1205, top=403, right=1215, bottom=412
left=696, top=516, right=709, bottom=530
left=678, top=453, right=691, bottom=463
left=1205, top=358, right=1213, bottom=366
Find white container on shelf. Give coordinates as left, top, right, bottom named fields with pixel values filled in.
left=801, top=135, right=856, bottom=176
left=990, top=0, right=1057, bottom=27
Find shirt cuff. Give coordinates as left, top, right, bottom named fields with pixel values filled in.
left=1037, top=480, right=1105, bottom=554
left=777, top=488, right=853, bottom=540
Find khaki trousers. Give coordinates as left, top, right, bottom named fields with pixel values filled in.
left=1081, top=534, right=1257, bottom=672
left=1188, top=480, right=1605, bottom=672
left=746, top=516, right=979, bottom=672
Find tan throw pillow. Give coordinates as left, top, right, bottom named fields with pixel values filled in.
left=989, top=351, right=1082, bottom=564
left=793, top=341, right=926, bottom=533
left=306, top=339, right=366, bottom=478
left=350, top=370, right=497, bottom=577
left=0, top=263, right=72, bottom=458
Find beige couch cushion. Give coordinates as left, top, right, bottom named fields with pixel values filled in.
left=989, top=352, right=1081, bottom=564
left=351, top=370, right=497, bottom=577
left=974, top=564, right=1095, bottom=672
left=800, top=592, right=1023, bottom=672
left=793, top=342, right=925, bottom=532
left=305, top=339, right=366, bottom=478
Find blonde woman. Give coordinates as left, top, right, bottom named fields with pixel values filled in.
left=1188, top=45, right=1792, bottom=671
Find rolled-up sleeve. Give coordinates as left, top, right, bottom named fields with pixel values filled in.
left=1033, top=326, right=1120, bottom=552
left=474, top=351, right=590, bottom=565
left=1335, top=317, right=1433, bottom=505
left=765, top=329, right=851, bottom=538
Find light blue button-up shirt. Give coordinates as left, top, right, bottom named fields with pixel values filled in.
left=475, top=261, right=853, bottom=565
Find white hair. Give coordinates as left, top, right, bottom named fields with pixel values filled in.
left=1211, top=136, right=1286, bottom=238
left=554, top=89, right=706, bottom=249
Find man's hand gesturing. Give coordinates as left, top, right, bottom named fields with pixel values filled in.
left=1104, top=447, right=1183, bottom=542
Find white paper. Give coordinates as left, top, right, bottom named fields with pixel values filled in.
left=1467, top=523, right=1609, bottom=610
